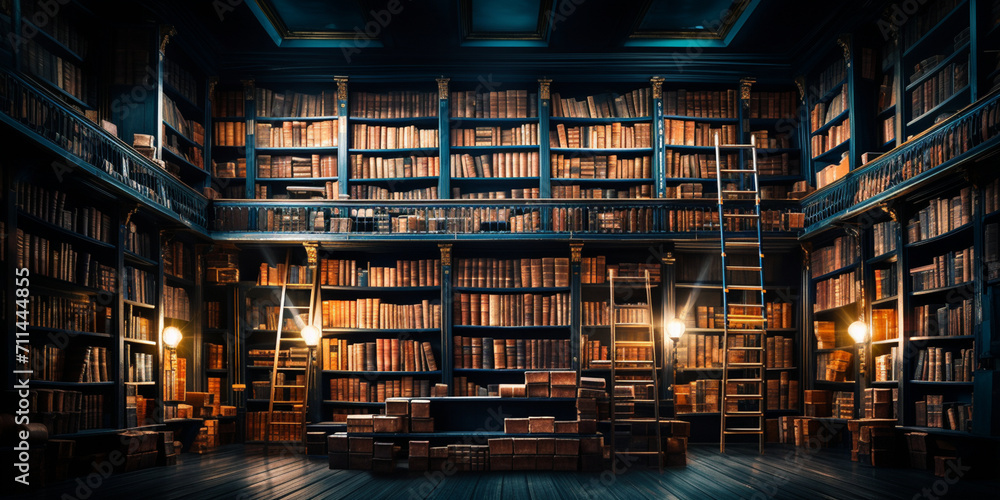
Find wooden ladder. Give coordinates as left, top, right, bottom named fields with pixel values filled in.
left=714, top=133, right=767, bottom=453
left=264, top=247, right=319, bottom=453
left=608, top=270, right=663, bottom=471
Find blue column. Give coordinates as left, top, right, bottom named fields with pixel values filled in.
left=439, top=244, right=454, bottom=395
left=539, top=79, right=552, bottom=199
left=336, top=76, right=349, bottom=198
left=437, top=78, right=450, bottom=198
left=651, top=77, right=666, bottom=198
left=570, top=243, right=583, bottom=372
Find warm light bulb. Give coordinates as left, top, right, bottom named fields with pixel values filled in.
left=300, top=325, right=321, bottom=347
left=666, top=318, right=686, bottom=340
left=163, top=326, right=183, bottom=348
left=848, top=320, right=868, bottom=344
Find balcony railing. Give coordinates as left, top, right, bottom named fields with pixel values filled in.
left=801, top=87, right=1000, bottom=236
left=0, top=68, right=208, bottom=231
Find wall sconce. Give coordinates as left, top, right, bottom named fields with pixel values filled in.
left=163, top=326, right=183, bottom=349
left=848, top=319, right=868, bottom=377
left=300, top=325, right=321, bottom=347
left=666, top=318, right=686, bottom=340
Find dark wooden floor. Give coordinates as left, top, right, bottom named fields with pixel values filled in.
left=14, top=444, right=1000, bottom=499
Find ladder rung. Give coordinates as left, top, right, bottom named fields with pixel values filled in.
left=723, top=429, right=763, bottom=434
left=727, top=303, right=764, bottom=308
left=614, top=340, right=655, bottom=345
left=723, top=241, right=760, bottom=247
left=615, top=360, right=655, bottom=365
left=727, top=346, right=764, bottom=351
left=726, top=328, right=766, bottom=333
left=728, top=317, right=766, bottom=323
left=726, top=265, right=761, bottom=271
left=727, top=362, right=765, bottom=367
left=727, top=285, right=764, bottom=291
left=274, top=367, right=307, bottom=371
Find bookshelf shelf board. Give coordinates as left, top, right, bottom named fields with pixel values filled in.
left=163, top=418, right=205, bottom=424
left=869, top=380, right=898, bottom=386
left=205, top=368, right=229, bottom=374
left=986, top=208, right=1000, bottom=220
left=810, top=140, right=851, bottom=163
left=346, top=431, right=601, bottom=440
left=910, top=282, right=972, bottom=297
left=213, top=116, right=245, bottom=121
left=901, top=0, right=968, bottom=57
left=321, top=285, right=439, bottom=292
left=124, top=381, right=157, bottom=386
left=765, top=367, right=799, bottom=371
left=813, top=380, right=856, bottom=385
left=880, top=139, right=896, bottom=150
left=895, top=426, right=985, bottom=438
left=451, top=145, right=540, bottom=152
left=550, top=178, right=654, bottom=184
left=347, top=176, right=437, bottom=183
left=989, top=276, right=1000, bottom=287
left=810, top=261, right=860, bottom=282
left=30, top=73, right=92, bottom=109
left=162, top=121, right=204, bottom=149
left=161, top=148, right=208, bottom=176
left=672, top=367, right=723, bottom=373
left=815, top=346, right=858, bottom=353
left=661, top=144, right=720, bottom=152
left=415, top=396, right=578, bottom=403
left=51, top=428, right=122, bottom=439
left=322, top=370, right=441, bottom=376
left=878, top=105, right=897, bottom=118
left=28, top=326, right=111, bottom=339
left=768, top=328, right=799, bottom=333
left=765, top=409, right=800, bottom=414
left=256, top=176, right=339, bottom=182
left=583, top=367, right=664, bottom=372
left=907, top=335, right=975, bottom=342
left=675, top=412, right=721, bottom=416
left=871, top=295, right=899, bottom=306
left=165, top=274, right=195, bottom=288
left=660, top=114, right=737, bottom=123
left=872, top=338, right=901, bottom=345
left=454, top=368, right=575, bottom=373
left=347, top=116, right=438, bottom=124
left=213, top=416, right=238, bottom=421
left=905, top=43, right=970, bottom=92
left=123, top=299, right=156, bottom=309
left=124, top=251, right=159, bottom=267
left=348, top=148, right=438, bottom=155
left=908, top=380, right=974, bottom=386
left=904, top=222, right=972, bottom=248
left=124, top=338, right=157, bottom=346
left=450, top=177, right=540, bottom=183
left=867, top=252, right=898, bottom=265
left=815, top=78, right=849, bottom=104
left=810, top=110, right=851, bottom=137
left=320, top=400, right=385, bottom=406
left=162, top=83, right=202, bottom=115
left=451, top=325, right=570, bottom=330
left=255, top=147, right=339, bottom=153
left=164, top=316, right=191, bottom=323
left=675, top=282, right=723, bottom=289
left=811, top=301, right=859, bottom=315
left=449, top=117, right=537, bottom=125
left=549, top=116, right=651, bottom=124
left=682, top=328, right=725, bottom=334
left=453, top=286, right=569, bottom=293
left=257, top=115, right=342, bottom=122
left=321, top=328, right=439, bottom=335
left=906, top=86, right=970, bottom=129
left=22, top=20, right=85, bottom=63
left=548, top=147, right=653, bottom=156
left=17, top=211, right=116, bottom=249
left=30, top=380, right=115, bottom=387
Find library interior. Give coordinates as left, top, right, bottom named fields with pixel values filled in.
left=3, top=0, right=1000, bottom=498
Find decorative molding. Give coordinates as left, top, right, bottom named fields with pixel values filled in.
left=794, top=76, right=806, bottom=101
left=570, top=243, right=584, bottom=263
left=836, top=34, right=851, bottom=66
left=303, top=243, right=318, bottom=266
left=538, top=78, right=552, bottom=100
left=159, top=25, right=177, bottom=53
left=799, top=242, right=812, bottom=267
left=242, top=79, right=255, bottom=101
left=650, top=76, right=664, bottom=99
left=208, top=76, right=218, bottom=102
left=335, top=76, right=349, bottom=101
left=739, top=77, right=755, bottom=104
left=436, top=77, right=450, bottom=100
left=661, top=251, right=675, bottom=265
left=438, top=243, right=452, bottom=266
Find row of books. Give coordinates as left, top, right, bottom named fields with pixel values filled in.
left=674, top=379, right=720, bottom=414
left=213, top=158, right=246, bottom=179
left=550, top=154, right=651, bottom=179
left=125, top=310, right=154, bottom=341
left=320, top=338, right=438, bottom=372
left=17, top=231, right=115, bottom=290
left=205, top=301, right=223, bottom=330
left=747, top=91, right=798, bottom=119
left=206, top=343, right=226, bottom=370
left=766, top=302, right=795, bottom=330
left=810, top=118, right=850, bottom=157
left=29, top=345, right=109, bottom=383
left=985, top=177, right=999, bottom=214
left=915, top=396, right=970, bottom=431
left=454, top=293, right=571, bottom=327
left=663, top=183, right=706, bottom=199
left=352, top=90, right=438, bottom=118
left=580, top=257, right=660, bottom=285
left=664, top=120, right=737, bottom=147
left=809, top=84, right=849, bottom=132
left=212, top=89, right=245, bottom=118
left=350, top=154, right=439, bottom=178
left=749, top=129, right=794, bottom=149
left=811, top=234, right=857, bottom=278
left=452, top=336, right=572, bottom=369
left=351, top=124, right=438, bottom=149
left=23, top=41, right=87, bottom=103
left=551, top=185, right=653, bottom=199
left=251, top=373, right=305, bottom=401
left=451, top=152, right=541, bottom=178
left=37, top=390, right=106, bottom=433
left=164, top=353, right=187, bottom=402
left=163, top=136, right=205, bottom=170
left=913, top=299, right=974, bottom=337
left=327, top=377, right=434, bottom=402
left=127, top=350, right=155, bottom=383
left=816, top=350, right=853, bottom=382
left=766, top=373, right=800, bottom=410
left=815, top=155, right=849, bottom=190
left=245, top=411, right=303, bottom=442
left=675, top=334, right=723, bottom=369
left=910, top=61, right=968, bottom=119
left=163, top=95, right=205, bottom=146
left=813, top=269, right=860, bottom=311
left=913, top=347, right=974, bottom=382
left=256, top=120, right=339, bottom=148
left=163, top=285, right=190, bottom=321
left=351, top=184, right=439, bottom=206
left=163, top=57, right=199, bottom=105
left=320, top=258, right=440, bottom=287
left=452, top=124, right=539, bottom=147
left=579, top=334, right=608, bottom=369
left=663, top=89, right=737, bottom=118
left=766, top=336, right=796, bottom=369
left=873, top=221, right=899, bottom=258
left=902, top=0, right=963, bottom=48
left=874, top=348, right=897, bottom=382
left=813, top=59, right=847, bottom=102
left=258, top=154, right=337, bottom=178
left=125, top=221, right=153, bottom=258
left=123, top=266, right=154, bottom=305
left=256, top=88, right=338, bottom=118
left=321, top=298, right=442, bottom=329
left=882, top=115, right=896, bottom=144
left=580, top=301, right=609, bottom=326
left=814, top=321, right=838, bottom=349
left=905, top=188, right=972, bottom=243
left=30, top=295, right=109, bottom=334
left=257, top=263, right=314, bottom=286
left=247, top=348, right=309, bottom=368
left=245, top=303, right=301, bottom=331
left=450, top=89, right=537, bottom=119
left=871, top=308, right=899, bottom=342
left=455, top=257, right=569, bottom=288
left=664, top=152, right=734, bottom=179
left=988, top=222, right=1000, bottom=281
left=453, top=188, right=540, bottom=199
left=16, top=183, right=114, bottom=243
left=909, top=247, right=973, bottom=292
left=550, top=89, right=650, bottom=119
left=551, top=123, right=651, bottom=149
left=162, top=240, right=188, bottom=279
